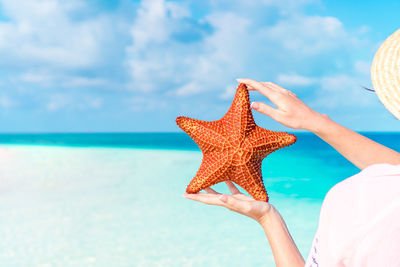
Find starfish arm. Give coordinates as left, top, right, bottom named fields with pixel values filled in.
left=248, top=127, right=297, bottom=158
left=176, top=116, right=229, bottom=153
left=186, top=151, right=233, bottom=193
left=176, top=83, right=298, bottom=202
left=232, top=160, right=268, bottom=202
left=221, top=83, right=256, bottom=143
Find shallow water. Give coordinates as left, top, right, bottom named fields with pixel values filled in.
left=0, top=133, right=399, bottom=266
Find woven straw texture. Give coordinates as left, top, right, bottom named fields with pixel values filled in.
left=371, top=29, right=400, bottom=120
left=176, top=83, right=296, bottom=202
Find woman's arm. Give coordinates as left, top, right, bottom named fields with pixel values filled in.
left=260, top=207, right=305, bottom=267
left=237, top=78, right=400, bottom=170
left=184, top=182, right=304, bottom=267
left=311, top=114, right=400, bottom=169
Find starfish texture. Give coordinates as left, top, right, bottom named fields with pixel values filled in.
left=176, top=83, right=296, bottom=202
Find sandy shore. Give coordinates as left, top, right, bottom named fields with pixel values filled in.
left=0, top=145, right=321, bottom=266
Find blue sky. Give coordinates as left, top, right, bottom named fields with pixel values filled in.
left=0, top=0, right=399, bottom=132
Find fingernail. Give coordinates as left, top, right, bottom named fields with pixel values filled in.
left=218, top=194, right=228, bottom=202
left=236, top=78, right=243, bottom=82
left=183, top=194, right=188, bottom=198
left=250, top=102, right=258, bottom=109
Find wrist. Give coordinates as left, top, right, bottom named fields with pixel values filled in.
left=305, top=112, right=332, bottom=134
left=258, top=205, right=280, bottom=227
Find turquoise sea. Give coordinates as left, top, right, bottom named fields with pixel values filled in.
left=1, top=132, right=400, bottom=266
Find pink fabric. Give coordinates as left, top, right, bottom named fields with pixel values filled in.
left=305, top=163, right=400, bottom=267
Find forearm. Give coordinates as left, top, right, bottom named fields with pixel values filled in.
left=260, top=208, right=304, bottom=267
left=310, top=114, right=400, bottom=169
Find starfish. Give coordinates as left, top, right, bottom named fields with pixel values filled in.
left=176, top=83, right=296, bottom=202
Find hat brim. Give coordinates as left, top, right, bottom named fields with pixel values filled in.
left=371, top=29, right=400, bottom=120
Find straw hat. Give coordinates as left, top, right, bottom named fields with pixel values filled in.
left=371, top=28, right=400, bottom=120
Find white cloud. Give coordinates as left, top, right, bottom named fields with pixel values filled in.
left=86, top=97, right=103, bottom=109
left=320, top=74, right=356, bottom=92
left=126, top=0, right=204, bottom=92
left=0, top=0, right=107, bottom=69
left=128, top=96, right=167, bottom=111
left=0, top=0, right=125, bottom=101
left=130, top=0, right=190, bottom=49
left=169, top=12, right=251, bottom=96
left=126, top=5, right=257, bottom=94
left=19, top=72, right=109, bottom=88
left=79, top=97, right=103, bottom=109
left=0, top=0, right=373, bottom=99
left=46, top=94, right=104, bottom=111
left=0, top=96, right=16, bottom=109
left=20, top=72, right=53, bottom=85
left=354, top=60, right=371, bottom=75
left=275, top=54, right=375, bottom=109
left=0, top=0, right=386, bottom=131
left=219, top=84, right=237, bottom=100
left=264, top=15, right=349, bottom=55
left=46, top=94, right=70, bottom=111
left=174, top=82, right=203, bottom=96
left=62, top=77, right=108, bottom=88
left=313, top=73, right=375, bottom=109
left=277, top=73, right=317, bottom=87
left=125, top=0, right=370, bottom=101
left=209, top=0, right=320, bottom=12
left=277, top=71, right=375, bottom=109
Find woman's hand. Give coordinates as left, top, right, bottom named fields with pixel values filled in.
left=184, top=181, right=305, bottom=267
left=237, top=78, right=400, bottom=169
left=237, top=78, right=324, bottom=131
left=184, top=181, right=274, bottom=225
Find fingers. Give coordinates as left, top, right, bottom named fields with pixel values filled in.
left=225, top=181, right=241, bottom=194
left=183, top=193, right=240, bottom=209
left=239, top=79, right=297, bottom=99
left=218, top=194, right=249, bottom=212
left=237, top=78, right=280, bottom=103
left=184, top=193, right=223, bottom=206
left=204, top=187, right=219, bottom=194
left=267, top=83, right=297, bottom=97
left=262, top=82, right=285, bottom=92
left=184, top=193, right=250, bottom=214
left=246, top=82, right=278, bottom=92
left=251, top=101, right=280, bottom=121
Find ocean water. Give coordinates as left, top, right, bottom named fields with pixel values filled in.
left=0, top=132, right=399, bottom=266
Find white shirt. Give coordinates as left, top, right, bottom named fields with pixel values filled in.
left=305, top=163, right=400, bottom=267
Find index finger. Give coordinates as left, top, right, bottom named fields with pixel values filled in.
left=237, top=78, right=280, bottom=104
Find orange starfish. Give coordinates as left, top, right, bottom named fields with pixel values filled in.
left=176, top=83, right=296, bottom=202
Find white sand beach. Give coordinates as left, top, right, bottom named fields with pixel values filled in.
left=0, top=145, right=322, bottom=266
